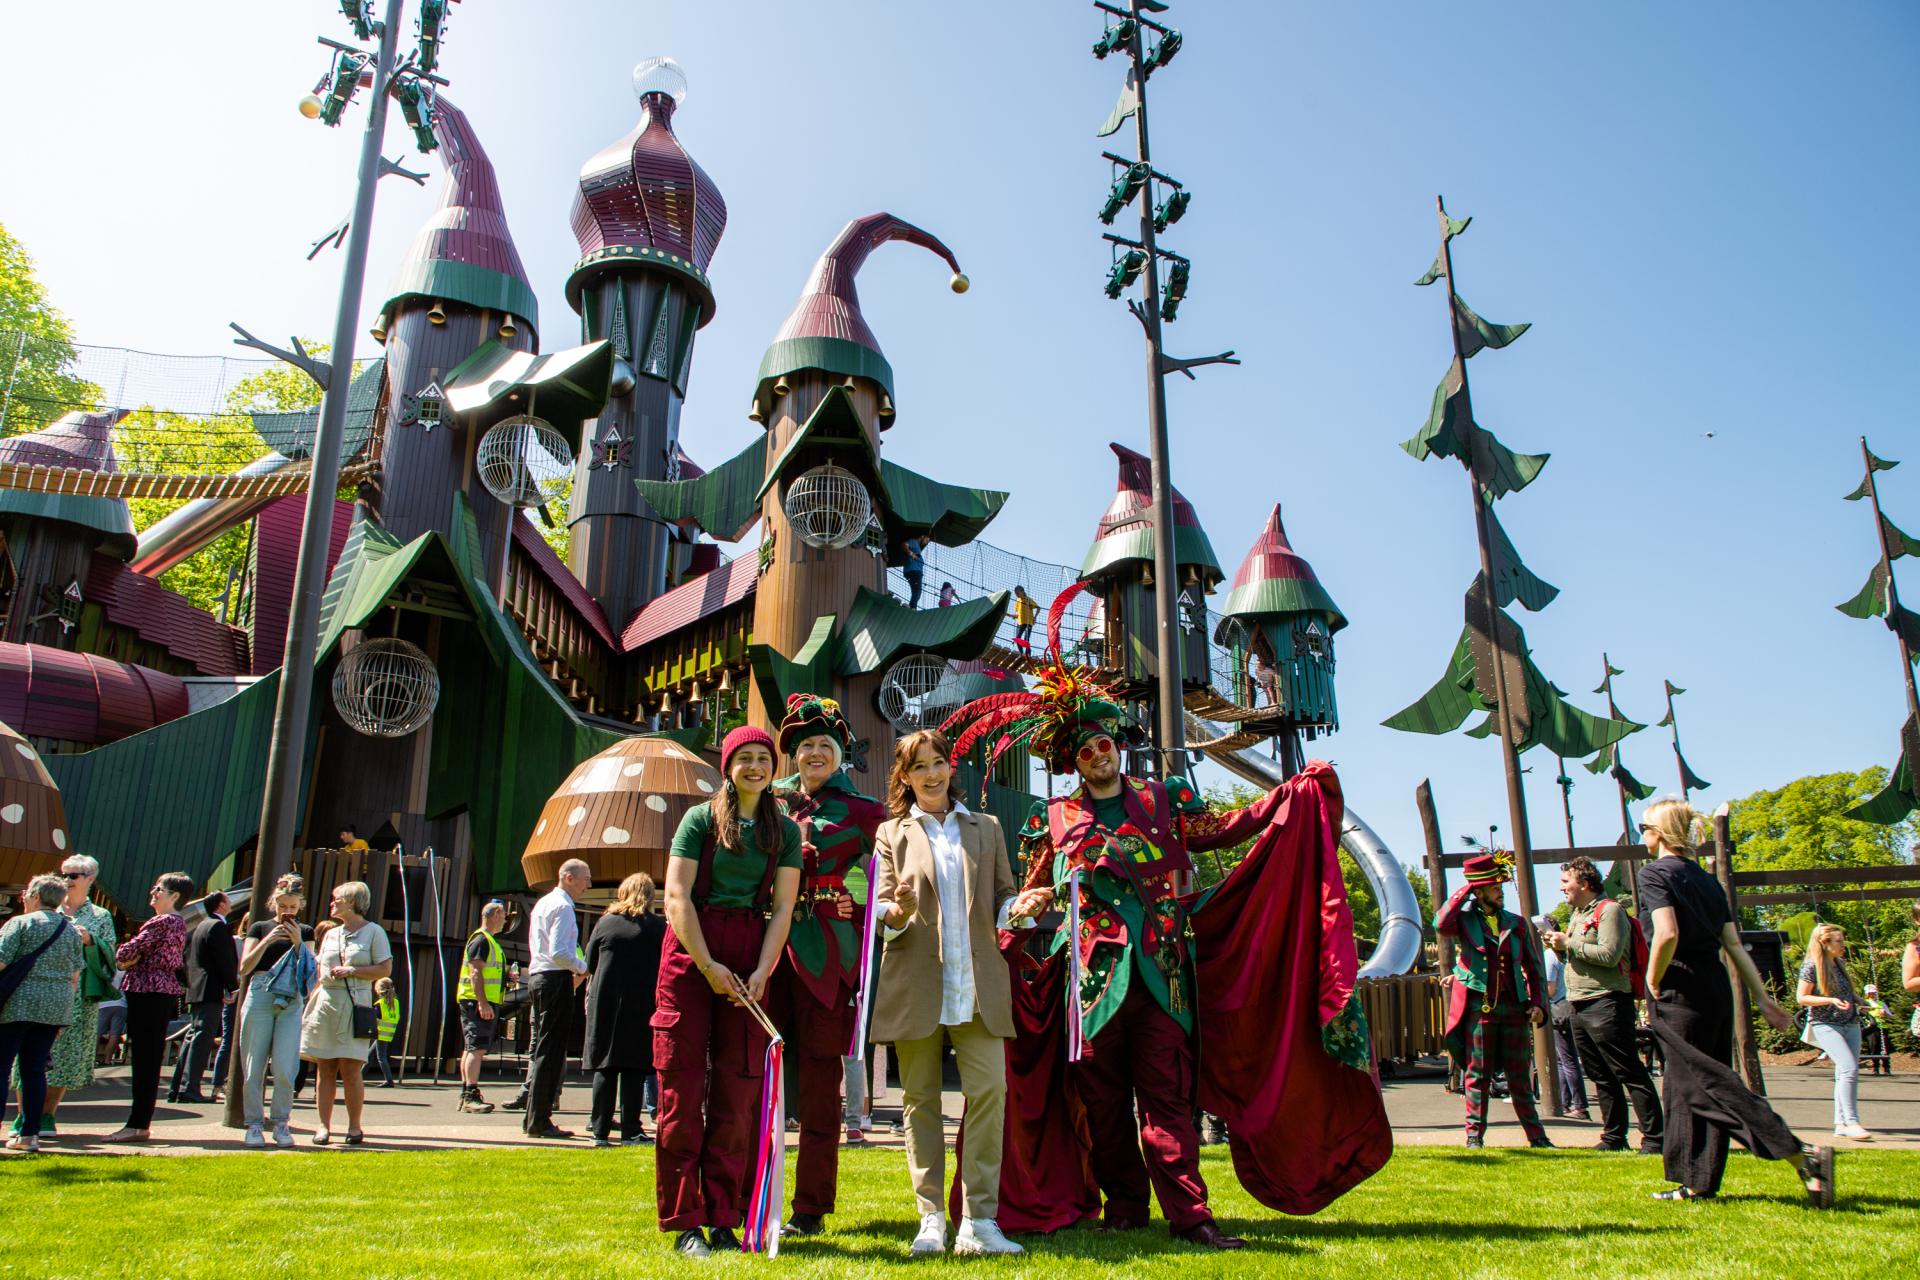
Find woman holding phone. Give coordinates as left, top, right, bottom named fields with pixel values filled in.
left=237, top=873, right=313, bottom=1148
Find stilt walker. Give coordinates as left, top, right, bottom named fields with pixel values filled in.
left=1435, top=852, right=1552, bottom=1148
left=654, top=727, right=803, bottom=1258
left=766, top=694, right=887, bottom=1238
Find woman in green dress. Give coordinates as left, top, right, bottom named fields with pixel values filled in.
left=8, top=854, right=115, bottom=1142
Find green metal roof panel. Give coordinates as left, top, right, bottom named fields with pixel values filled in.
left=0, top=490, right=136, bottom=558
left=878, top=458, right=1008, bottom=547
left=634, top=434, right=767, bottom=543
left=1078, top=524, right=1222, bottom=583
left=837, top=587, right=1010, bottom=677
left=1218, top=576, right=1345, bottom=630
left=381, top=259, right=540, bottom=338
left=442, top=340, right=614, bottom=446
left=755, top=336, right=896, bottom=402
left=250, top=359, right=385, bottom=464
left=755, top=385, right=876, bottom=502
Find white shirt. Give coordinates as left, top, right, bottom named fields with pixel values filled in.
left=527, top=886, right=584, bottom=976
left=903, top=802, right=1027, bottom=1027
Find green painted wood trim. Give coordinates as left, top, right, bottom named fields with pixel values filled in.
left=1218, top=576, right=1346, bottom=631
left=564, top=246, right=715, bottom=326
left=381, top=259, right=540, bottom=336
left=1079, top=524, right=1223, bottom=584
left=755, top=337, right=896, bottom=402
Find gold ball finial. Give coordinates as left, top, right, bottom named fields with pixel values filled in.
left=950, top=272, right=970, bottom=295
left=298, top=94, right=324, bottom=120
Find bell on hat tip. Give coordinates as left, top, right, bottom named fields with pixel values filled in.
left=427, top=302, right=447, bottom=325
left=772, top=378, right=790, bottom=397
left=950, top=272, right=969, bottom=294
left=498, top=317, right=517, bottom=339
left=298, top=93, right=324, bottom=120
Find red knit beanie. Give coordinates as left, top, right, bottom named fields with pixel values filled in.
left=720, top=725, right=777, bottom=777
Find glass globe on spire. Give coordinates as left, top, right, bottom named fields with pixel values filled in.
left=632, top=56, right=688, bottom=106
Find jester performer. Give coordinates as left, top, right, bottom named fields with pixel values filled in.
left=765, top=693, right=888, bottom=1238
left=940, top=585, right=1391, bottom=1246
left=1434, top=852, right=1552, bottom=1149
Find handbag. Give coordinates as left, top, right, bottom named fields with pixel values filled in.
left=0, top=916, right=70, bottom=1009
left=337, top=925, right=379, bottom=1040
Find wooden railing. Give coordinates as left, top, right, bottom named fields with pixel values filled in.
left=1357, top=973, right=1448, bottom=1065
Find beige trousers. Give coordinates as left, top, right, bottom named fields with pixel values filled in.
left=892, top=1014, right=1007, bottom=1220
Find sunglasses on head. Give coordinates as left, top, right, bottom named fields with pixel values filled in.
left=1077, top=735, right=1116, bottom=763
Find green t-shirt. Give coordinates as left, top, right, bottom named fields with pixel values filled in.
left=670, top=801, right=803, bottom=909
left=1091, top=793, right=1129, bottom=831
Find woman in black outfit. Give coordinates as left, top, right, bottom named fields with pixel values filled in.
left=1637, top=797, right=1833, bottom=1206
left=584, top=872, right=665, bottom=1146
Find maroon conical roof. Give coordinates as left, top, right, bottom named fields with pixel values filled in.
left=567, top=58, right=727, bottom=324
left=755, top=213, right=965, bottom=408
left=1219, top=504, right=1346, bottom=630
left=378, top=95, right=539, bottom=337
left=1078, top=443, right=1223, bottom=584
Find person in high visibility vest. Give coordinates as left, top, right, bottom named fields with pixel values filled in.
left=455, top=901, right=508, bottom=1113
left=372, top=977, right=401, bottom=1087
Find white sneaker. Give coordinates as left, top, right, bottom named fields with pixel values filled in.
left=273, top=1123, right=295, bottom=1149
left=910, top=1211, right=947, bottom=1256
left=954, top=1218, right=1024, bottom=1255
left=1835, top=1124, right=1873, bottom=1140
left=244, top=1124, right=265, bottom=1148
left=312, top=1125, right=330, bottom=1145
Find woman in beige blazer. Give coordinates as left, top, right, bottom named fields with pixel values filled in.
left=871, top=729, right=1050, bottom=1258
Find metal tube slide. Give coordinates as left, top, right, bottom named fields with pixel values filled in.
left=1184, top=713, right=1422, bottom=978
left=130, top=451, right=297, bottom=576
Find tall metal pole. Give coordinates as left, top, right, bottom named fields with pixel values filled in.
left=1862, top=436, right=1920, bottom=733
left=1554, top=756, right=1576, bottom=848
left=1434, top=195, right=1559, bottom=1111
left=1127, top=0, right=1185, bottom=779
left=253, top=0, right=403, bottom=928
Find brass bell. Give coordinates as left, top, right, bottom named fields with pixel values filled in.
left=370, top=315, right=388, bottom=343
left=498, top=317, right=517, bottom=339
left=717, top=668, right=734, bottom=693
left=747, top=397, right=764, bottom=423
left=1141, top=563, right=1154, bottom=587
left=878, top=394, right=895, bottom=419
left=659, top=689, right=675, bottom=713
left=427, top=302, right=447, bottom=325
left=772, top=378, right=790, bottom=397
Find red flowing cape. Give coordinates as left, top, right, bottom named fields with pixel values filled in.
left=976, top=761, right=1391, bottom=1226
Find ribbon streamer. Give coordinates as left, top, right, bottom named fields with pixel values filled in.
left=847, top=868, right=884, bottom=1059
left=1065, top=868, right=1084, bottom=1063
left=739, top=992, right=787, bottom=1256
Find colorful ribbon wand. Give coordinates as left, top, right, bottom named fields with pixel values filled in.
left=847, top=865, right=883, bottom=1060
left=1064, top=868, right=1084, bottom=1063
left=738, top=992, right=787, bottom=1257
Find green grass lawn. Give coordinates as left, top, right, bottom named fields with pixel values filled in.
left=5, top=1146, right=1912, bottom=1278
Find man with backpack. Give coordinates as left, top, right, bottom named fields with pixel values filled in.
left=1542, top=856, right=1664, bottom=1155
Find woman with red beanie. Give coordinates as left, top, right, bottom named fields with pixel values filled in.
left=655, top=726, right=803, bottom=1257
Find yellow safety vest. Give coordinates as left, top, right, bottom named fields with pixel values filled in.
left=375, top=996, right=400, bottom=1043
left=456, top=929, right=505, bottom=1003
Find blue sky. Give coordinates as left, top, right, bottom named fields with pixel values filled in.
left=5, top=2, right=1917, bottom=905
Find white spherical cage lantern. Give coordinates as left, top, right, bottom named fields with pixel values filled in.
left=783, top=464, right=872, bottom=550
left=877, top=652, right=956, bottom=733
left=332, top=637, right=442, bottom=738
left=477, top=415, right=574, bottom=509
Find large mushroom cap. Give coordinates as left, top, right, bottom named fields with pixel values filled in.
left=521, top=736, right=719, bottom=891
left=0, top=719, right=70, bottom=890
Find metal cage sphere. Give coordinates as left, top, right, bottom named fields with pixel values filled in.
left=476, top=415, right=574, bottom=509
left=332, top=637, right=441, bottom=738
left=877, top=652, right=957, bottom=733
left=783, top=464, right=872, bottom=550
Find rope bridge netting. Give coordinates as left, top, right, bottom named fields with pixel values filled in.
left=0, top=328, right=374, bottom=501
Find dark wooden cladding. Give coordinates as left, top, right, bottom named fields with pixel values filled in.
left=749, top=371, right=891, bottom=773
left=501, top=539, right=611, bottom=714
left=378, top=301, right=533, bottom=585
left=569, top=272, right=701, bottom=632
left=0, top=515, right=101, bottom=649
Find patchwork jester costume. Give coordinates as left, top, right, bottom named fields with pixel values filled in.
left=1435, top=852, right=1551, bottom=1147
left=940, top=584, right=1391, bottom=1240
left=766, top=694, right=887, bottom=1230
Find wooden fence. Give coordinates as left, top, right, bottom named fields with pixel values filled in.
left=1358, top=973, right=1448, bottom=1066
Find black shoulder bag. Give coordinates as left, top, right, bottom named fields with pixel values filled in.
left=0, top=916, right=70, bottom=1009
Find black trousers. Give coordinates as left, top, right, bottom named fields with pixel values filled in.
left=125, top=992, right=176, bottom=1130
left=169, top=998, right=223, bottom=1099
left=1653, top=958, right=1800, bottom=1194
left=1571, top=990, right=1664, bottom=1147
left=524, top=971, right=574, bottom=1131
left=592, top=1066, right=647, bottom=1140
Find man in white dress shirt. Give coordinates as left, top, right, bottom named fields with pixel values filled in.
left=523, top=859, right=590, bottom=1138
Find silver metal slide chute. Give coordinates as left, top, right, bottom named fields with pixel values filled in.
left=1186, top=713, right=1423, bottom=979
left=130, top=450, right=299, bottom=576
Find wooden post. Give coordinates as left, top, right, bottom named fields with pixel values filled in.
left=1711, top=811, right=1766, bottom=1094
left=1415, top=780, right=1450, bottom=975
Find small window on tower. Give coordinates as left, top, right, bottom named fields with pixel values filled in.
left=1297, top=617, right=1329, bottom=658
left=415, top=381, right=445, bottom=428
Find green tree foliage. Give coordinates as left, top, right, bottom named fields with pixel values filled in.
left=0, top=221, right=99, bottom=435
left=1197, top=782, right=1433, bottom=962
left=116, top=354, right=332, bottom=616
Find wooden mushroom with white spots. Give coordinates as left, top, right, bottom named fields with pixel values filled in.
left=0, top=720, right=71, bottom=891
left=520, top=735, right=720, bottom=892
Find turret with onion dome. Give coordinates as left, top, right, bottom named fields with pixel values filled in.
left=566, top=57, right=730, bottom=633
left=1077, top=441, right=1221, bottom=695
left=1215, top=504, right=1346, bottom=764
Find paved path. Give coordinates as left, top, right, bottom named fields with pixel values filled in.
left=10, top=1057, right=1915, bottom=1156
